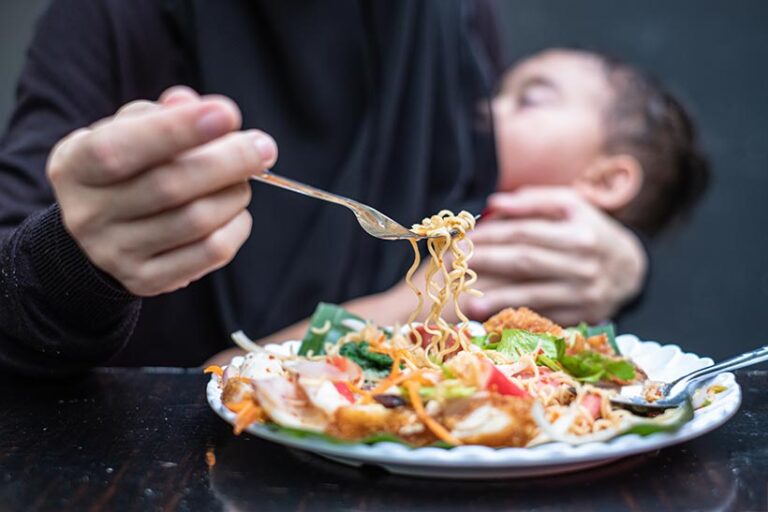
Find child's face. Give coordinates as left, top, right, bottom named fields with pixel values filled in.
left=493, top=50, right=612, bottom=191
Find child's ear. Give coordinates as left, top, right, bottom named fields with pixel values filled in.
left=574, top=154, right=644, bottom=211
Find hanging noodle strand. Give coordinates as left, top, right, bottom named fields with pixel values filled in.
left=405, top=210, right=481, bottom=364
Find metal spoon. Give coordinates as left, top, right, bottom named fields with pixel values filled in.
left=611, top=345, right=768, bottom=414
left=251, top=171, right=475, bottom=241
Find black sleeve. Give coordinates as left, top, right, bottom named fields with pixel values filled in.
left=470, top=0, right=506, bottom=84
left=0, top=0, right=141, bottom=376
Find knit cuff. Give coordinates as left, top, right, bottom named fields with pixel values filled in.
left=21, top=204, right=138, bottom=315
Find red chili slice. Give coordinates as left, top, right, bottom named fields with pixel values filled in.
left=333, top=381, right=355, bottom=403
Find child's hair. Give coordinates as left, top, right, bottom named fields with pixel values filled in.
left=593, top=52, right=710, bottom=238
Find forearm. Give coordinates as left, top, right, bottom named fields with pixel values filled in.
left=0, top=206, right=141, bottom=376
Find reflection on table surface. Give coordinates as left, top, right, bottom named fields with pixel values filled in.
left=0, top=368, right=765, bottom=511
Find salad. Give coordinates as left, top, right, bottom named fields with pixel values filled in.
left=207, top=305, right=694, bottom=447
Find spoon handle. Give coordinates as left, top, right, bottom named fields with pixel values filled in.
left=671, top=345, right=768, bottom=392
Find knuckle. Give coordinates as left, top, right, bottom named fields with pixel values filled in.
left=582, top=284, right=603, bottom=305
left=157, top=115, right=183, bottom=144
left=203, top=232, right=232, bottom=264
left=151, top=172, right=184, bottom=205
left=46, top=159, right=66, bottom=186
left=47, top=129, right=89, bottom=183
left=117, top=100, right=154, bottom=116
left=185, top=202, right=213, bottom=234
left=515, top=250, right=534, bottom=271
left=582, top=261, right=601, bottom=280
left=87, top=133, right=124, bottom=180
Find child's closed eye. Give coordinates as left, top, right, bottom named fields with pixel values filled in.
left=518, top=79, right=559, bottom=109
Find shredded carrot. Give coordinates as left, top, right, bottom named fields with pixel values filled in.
left=370, top=369, right=428, bottom=396
left=404, top=380, right=461, bottom=446
left=224, top=399, right=252, bottom=413
left=233, top=401, right=264, bottom=435
left=204, top=365, right=224, bottom=377
left=345, top=382, right=374, bottom=403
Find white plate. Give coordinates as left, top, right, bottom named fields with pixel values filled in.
left=206, top=335, right=742, bottom=479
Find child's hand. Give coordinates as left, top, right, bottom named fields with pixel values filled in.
left=465, top=187, right=647, bottom=325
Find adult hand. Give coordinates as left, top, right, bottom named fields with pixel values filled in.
left=48, top=86, right=278, bottom=296
left=464, top=187, right=647, bottom=325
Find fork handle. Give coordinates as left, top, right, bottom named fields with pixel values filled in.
left=671, top=345, right=768, bottom=392
left=251, top=171, right=359, bottom=210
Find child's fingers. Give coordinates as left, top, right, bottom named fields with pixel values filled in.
left=470, top=218, right=598, bottom=253
left=470, top=244, right=599, bottom=282
left=465, top=282, right=584, bottom=320
left=486, top=187, right=581, bottom=220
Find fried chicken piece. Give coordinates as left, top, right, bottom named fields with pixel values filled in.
left=328, top=404, right=436, bottom=446
left=222, top=378, right=254, bottom=406
left=441, top=393, right=537, bottom=447
left=483, top=307, right=565, bottom=337
left=569, top=332, right=614, bottom=356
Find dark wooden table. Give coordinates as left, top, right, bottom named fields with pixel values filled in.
left=1, top=369, right=766, bottom=512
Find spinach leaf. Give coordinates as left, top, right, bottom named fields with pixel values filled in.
left=497, top=329, right=560, bottom=360
left=298, top=303, right=364, bottom=356
left=339, top=341, right=393, bottom=376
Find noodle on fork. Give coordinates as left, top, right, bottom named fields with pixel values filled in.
left=406, top=210, right=481, bottom=363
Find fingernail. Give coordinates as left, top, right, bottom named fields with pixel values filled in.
left=196, top=109, right=232, bottom=139
left=253, top=134, right=277, bottom=167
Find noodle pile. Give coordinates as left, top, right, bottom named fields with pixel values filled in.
left=405, top=210, right=481, bottom=363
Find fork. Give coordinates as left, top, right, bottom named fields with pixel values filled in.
left=610, top=345, right=768, bottom=414
left=251, top=171, right=471, bottom=241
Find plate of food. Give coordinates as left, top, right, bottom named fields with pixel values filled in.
left=205, top=210, right=741, bottom=478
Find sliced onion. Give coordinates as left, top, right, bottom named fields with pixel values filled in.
left=231, top=330, right=265, bottom=353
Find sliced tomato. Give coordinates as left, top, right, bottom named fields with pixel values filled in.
left=582, top=393, right=602, bottom=420
left=484, top=361, right=528, bottom=397
left=409, top=325, right=469, bottom=352
left=333, top=381, right=355, bottom=403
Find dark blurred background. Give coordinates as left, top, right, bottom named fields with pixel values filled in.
left=1, top=1, right=766, bottom=359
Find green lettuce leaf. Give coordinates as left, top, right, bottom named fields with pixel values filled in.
left=554, top=337, right=636, bottom=382
left=497, top=329, right=560, bottom=360
left=298, top=303, right=364, bottom=356
left=471, top=334, right=499, bottom=350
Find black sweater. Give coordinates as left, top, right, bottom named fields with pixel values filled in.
left=0, top=0, right=500, bottom=376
